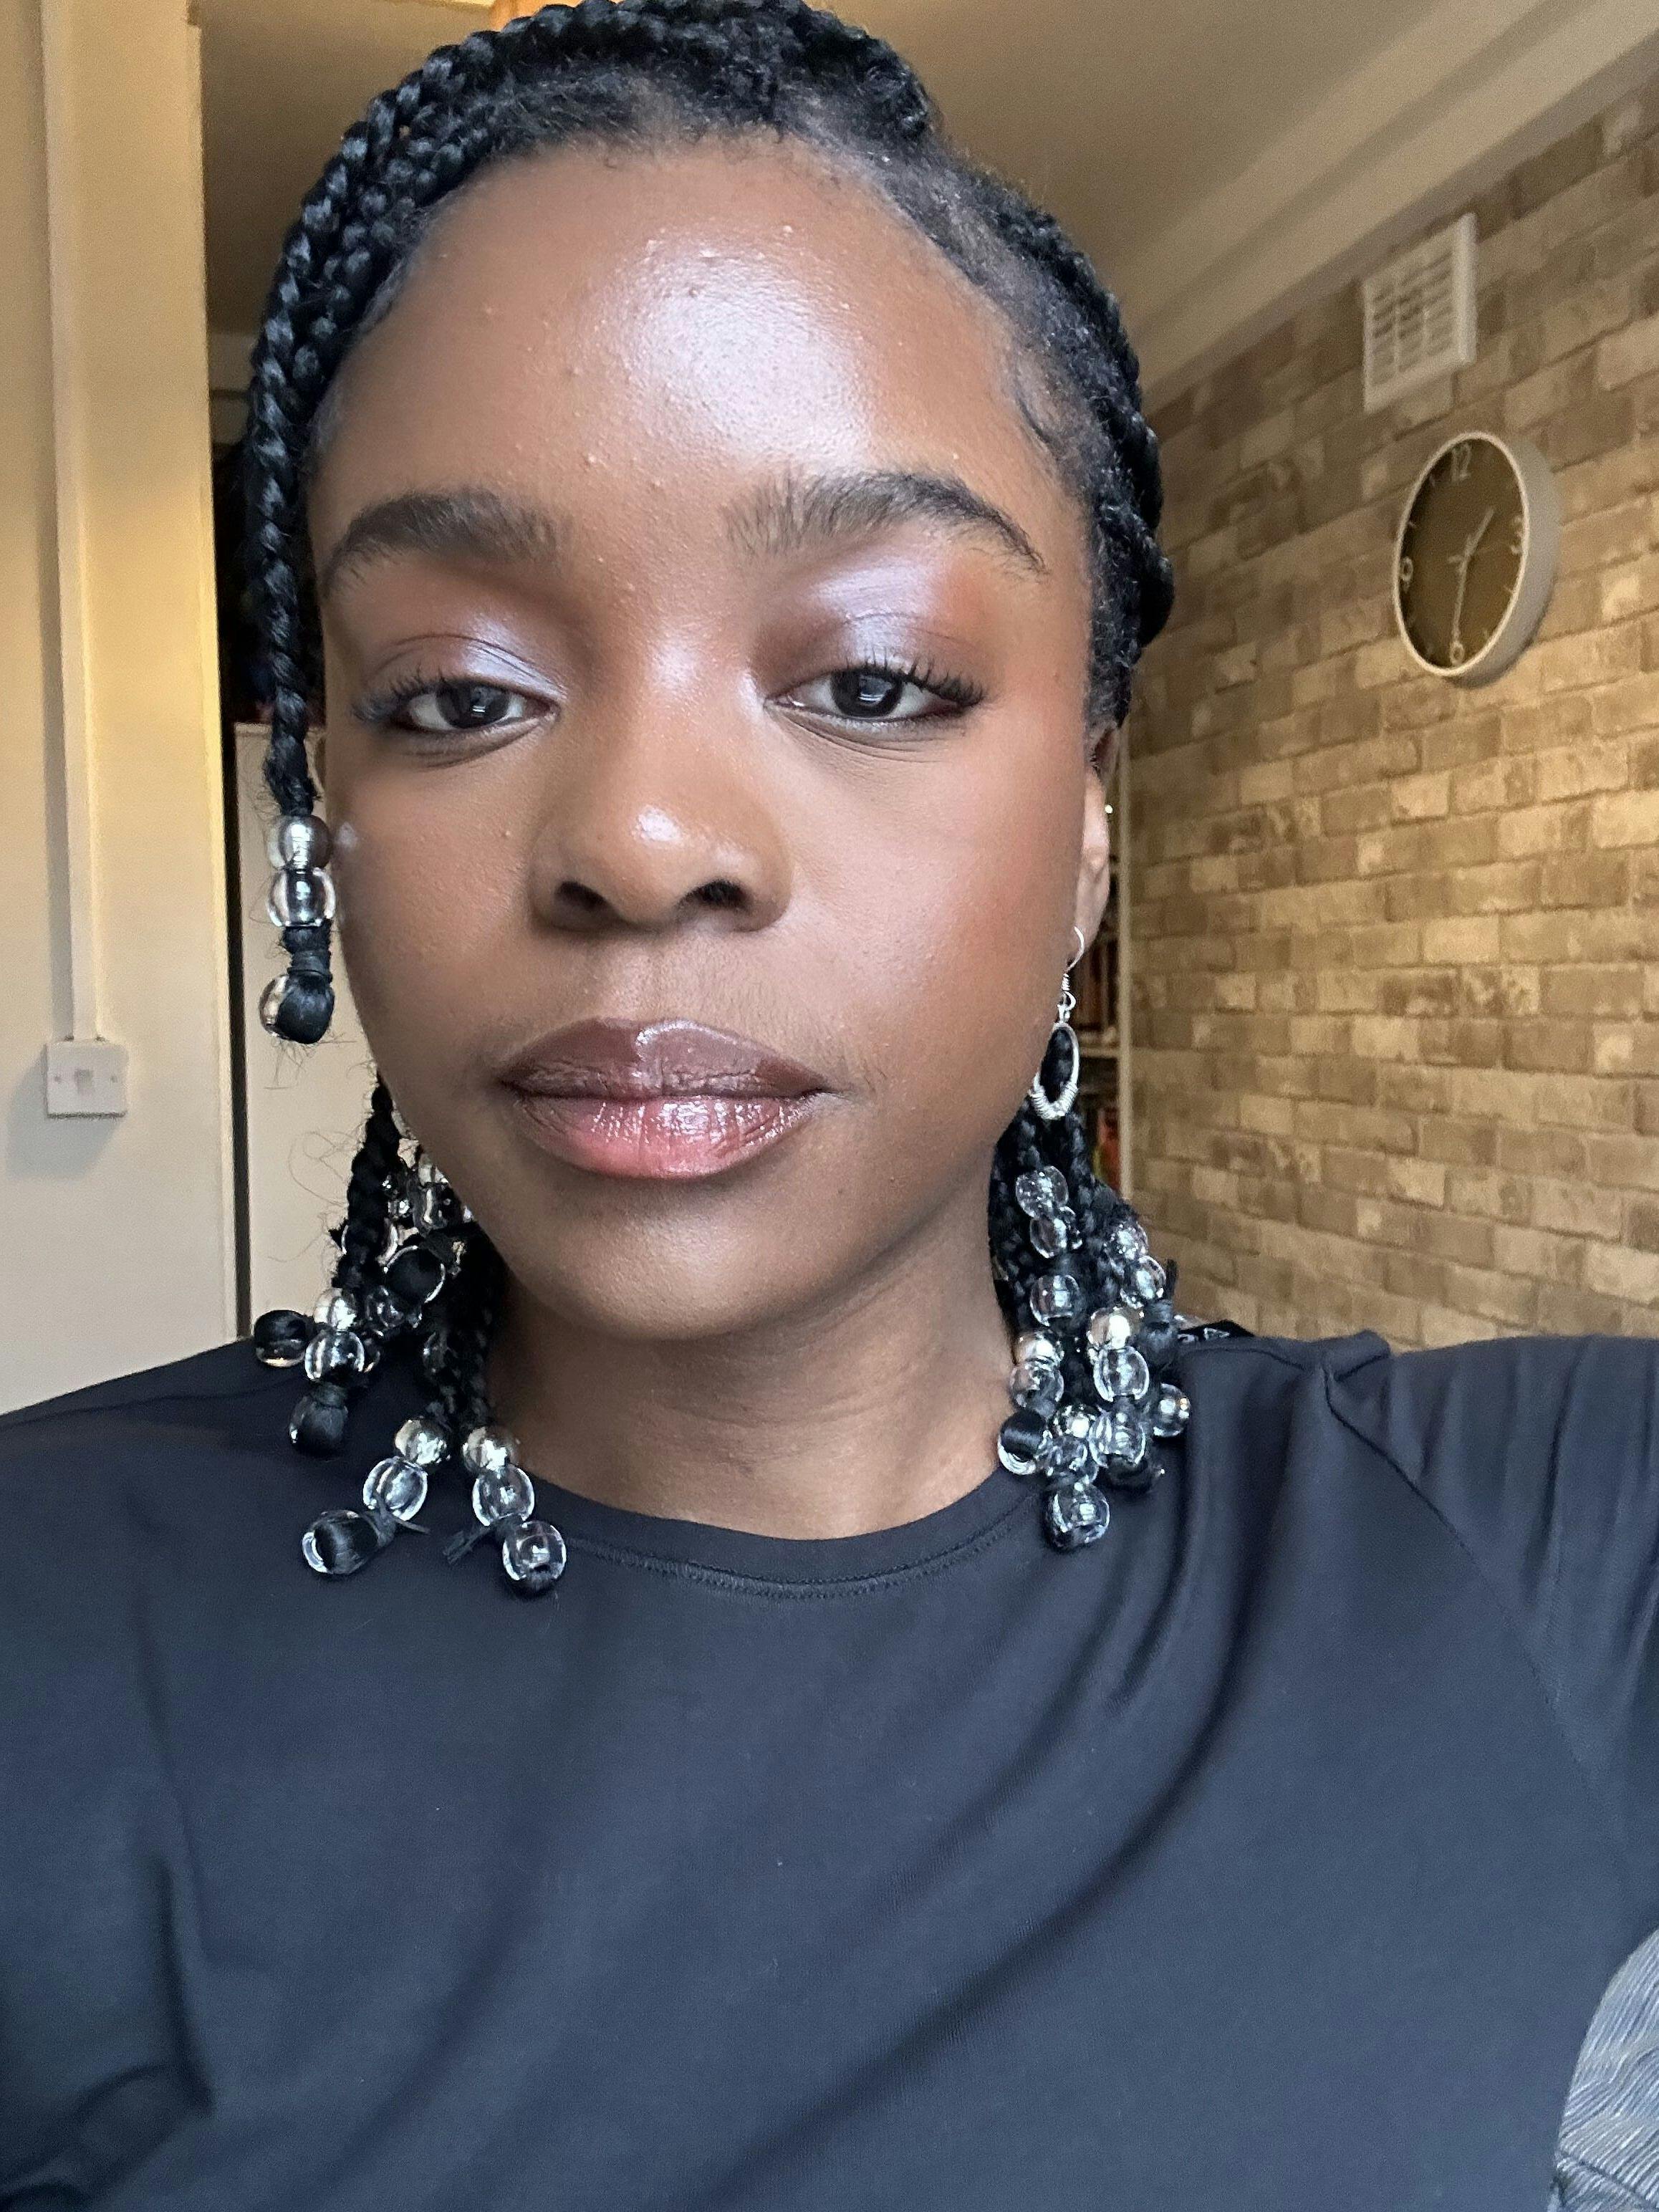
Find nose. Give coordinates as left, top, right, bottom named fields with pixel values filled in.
left=524, top=670, right=791, bottom=936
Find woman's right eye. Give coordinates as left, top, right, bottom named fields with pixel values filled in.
left=393, top=681, right=540, bottom=734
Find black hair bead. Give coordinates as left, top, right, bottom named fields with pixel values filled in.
left=252, top=1308, right=309, bottom=1368
left=289, top=1382, right=351, bottom=1457
left=996, top=1408, right=1049, bottom=1476
left=302, top=1507, right=390, bottom=1577
left=385, top=1241, right=447, bottom=1308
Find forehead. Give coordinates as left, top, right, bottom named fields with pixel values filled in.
left=307, top=135, right=1082, bottom=568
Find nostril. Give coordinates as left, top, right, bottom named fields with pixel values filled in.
left=693, top=880, right=746, bottom=912
left=559, top=882, right=607, bottom=913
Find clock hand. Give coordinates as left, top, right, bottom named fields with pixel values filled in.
left=1466, top=506, right=1496, bottom=558
left=1449, top=549, right=1471, bottom=663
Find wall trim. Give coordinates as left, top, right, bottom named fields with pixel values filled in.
left=1122, top=0, right=1659, bottom=407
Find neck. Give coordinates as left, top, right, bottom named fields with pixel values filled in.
left=489, top=1185, right=1016, bottom=1539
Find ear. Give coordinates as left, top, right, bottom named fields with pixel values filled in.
left=1074, top=726, right=1117, bottom=948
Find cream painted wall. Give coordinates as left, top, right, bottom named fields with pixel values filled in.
left=1, top=0, right=235, bottom=1412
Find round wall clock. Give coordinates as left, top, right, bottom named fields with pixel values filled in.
left=1393, top=431, right=1560, bottom=684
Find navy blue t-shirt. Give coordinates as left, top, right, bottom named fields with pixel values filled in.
left=3, top=1328, right=1658, bottom=2210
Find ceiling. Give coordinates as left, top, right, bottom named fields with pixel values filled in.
left=199, top=0, right=1659, bottom=397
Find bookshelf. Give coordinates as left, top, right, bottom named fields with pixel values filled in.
left=1070, top=737, right=1133, bottom=1201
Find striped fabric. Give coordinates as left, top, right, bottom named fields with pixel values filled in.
left=1554, top=1930, right=1659, bottom=2210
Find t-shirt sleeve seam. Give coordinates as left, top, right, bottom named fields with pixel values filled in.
left=1317, top=1354, right=1645, bottom=1905
left=0, top=1364, right=287, bottom=1442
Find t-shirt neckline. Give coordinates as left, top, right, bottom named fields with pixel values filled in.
left=368, top=1350, right=1031, bottom=1592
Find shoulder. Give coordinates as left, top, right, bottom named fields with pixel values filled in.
left=0, top=1343, right=307, bottom=1590
left=0, top=1340, right=294, bottom=1471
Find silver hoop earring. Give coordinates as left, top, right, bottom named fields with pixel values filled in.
left=1027, top=927, right=1087, bottom=1122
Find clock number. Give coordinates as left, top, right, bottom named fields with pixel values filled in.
left=1510, top=514, right=1524, bottom=556
left=1398, top=555, right=1414, bottom=590
left=1448, top=638, right=1466, bottom=666
left=1450, top=442, right=1473, bottom=481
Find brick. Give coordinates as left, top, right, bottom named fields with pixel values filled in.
left=1600, top=313, right=1659, bottom=388
left=1133, top=105, right=1659, bottom=1352
left=1592, top=789, right=1659, bottom=846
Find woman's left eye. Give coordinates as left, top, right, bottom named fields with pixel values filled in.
left=783, top=665, right=978, bottom=723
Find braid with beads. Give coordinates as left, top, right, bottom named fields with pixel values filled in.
left=246, top=0, right=1195, bottom=1589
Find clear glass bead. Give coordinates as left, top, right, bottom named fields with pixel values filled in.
left=266, top=864, right=337, bottom=930
left=394, top=1414, right=450, bottom=1469
left=1087, top=1306, right=1135, bottom=1352
left=266, top=813, right=332, bottom=870
left=364, top=1284, right=411, bottom=1337
left=1041, top=1428, right=1092, bottom=1478
left=472, top=1464, right=534, bottom=1528
left=303, top=1325, right=365, bottom=1382
left=1150, top=1385, right=1191, bottom=1438
left=1029, top=1211, right=1070, bottom=1259
left=1011, top=1359, right=1062, bottom=1406
left=462, top=1425, right=520, bottom=1478
left=257, top=976, right=290, bottom=1035
left=1045, top=1478, right=1110, bottom=1549
left=1058, top=1403, right=1095, bottom=1444
left=1132, top=1256, right=1167, bottom=1303
left=1014, top=1166, right=1067, bottom=1216
left=412, top=1184, right=456, bottom=1235
left=1111, top=1217, right=1150, bottom=1266
left=1012, top=1331, right=1062, bottom=1372
left=1092, top=1344, right=1150, bottom=1403
left=312, top=1288, right=358, bottom=1332
left=501, top=1517, right=567, bottom=1585
left=1030, top=1271, right=1085, bottom=1328
left=362, top=1454, right=428, bottom=1524
left=1090, top=1404, right=1148, bottom=1468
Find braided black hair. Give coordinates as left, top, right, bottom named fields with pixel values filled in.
left=248, top=0, right=1180, bottom=1517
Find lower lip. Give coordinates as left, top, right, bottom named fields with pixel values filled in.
left=508, top=1090, right=818, bottom=1178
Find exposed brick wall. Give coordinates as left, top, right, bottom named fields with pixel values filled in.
left=1130, top=82, right=1659, bottom=1345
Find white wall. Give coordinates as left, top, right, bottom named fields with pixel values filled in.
left=1, top=0, right=235, bottom=1413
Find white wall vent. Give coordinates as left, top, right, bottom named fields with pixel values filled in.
left=1362, top=213, right=1477, bottom=414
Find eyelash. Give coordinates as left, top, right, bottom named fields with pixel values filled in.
left=351, top=655, right=986, bottom=736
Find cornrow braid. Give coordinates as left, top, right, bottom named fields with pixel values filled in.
left=246, top=0, right=1195, bottom=1589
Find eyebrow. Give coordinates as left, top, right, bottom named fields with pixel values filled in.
left=726, top=468, right=1046, bottom=574
left=316, top=467, right=1046, bottom=603
left=317, top=487, right=562, bottom=602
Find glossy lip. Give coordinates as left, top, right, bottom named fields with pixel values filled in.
left=500, top=1018, right=828, bottom=1180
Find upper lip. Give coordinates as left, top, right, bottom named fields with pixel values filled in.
left=499, top=1018, right=827, bottom=1100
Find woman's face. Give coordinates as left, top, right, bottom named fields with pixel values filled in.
left=307, top=136, right=1110, bottom=1342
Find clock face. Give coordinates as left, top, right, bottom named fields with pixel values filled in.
left=1396, top=435, right=1527, bottom=675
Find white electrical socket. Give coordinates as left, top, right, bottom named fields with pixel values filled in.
left=44, top=1038, right=129, bottom=1117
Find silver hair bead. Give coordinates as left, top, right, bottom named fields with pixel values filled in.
left=1150, top=1385, right=1191, bottom=1438
left=266, top=813, right=332, bottom=870
left=462, top=1425, right=520, bottom=1479
left=303, top=1326, right=366, bottom=1383
left=1087, top=1306, right=1136, bottom=1352
left=313, top=1288, right=359, bottom=1333
left=395, top=1414, right=451, bottom=1470
left=1013, top=1331, right=1062, bottom=1372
